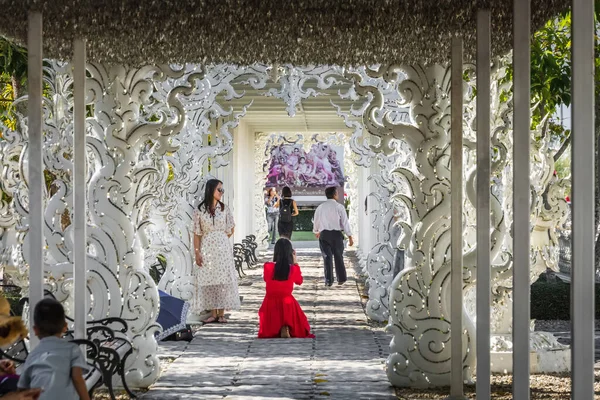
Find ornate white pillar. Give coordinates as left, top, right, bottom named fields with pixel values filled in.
left=366, top=159, right=379, bottom=252
left=232, top=121, right=255, bottom=243
left=364, top=151, right=403, bottom=322
left=253, top=132, right=271, bottom=249
left=357, top=164, right=370, bottom=265
left=83, top=63, right=188, bottom=387
left=383, top=65, right=476, bottom=387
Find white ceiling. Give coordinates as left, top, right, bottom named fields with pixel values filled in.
left=216, top=81, right=361, bottom=133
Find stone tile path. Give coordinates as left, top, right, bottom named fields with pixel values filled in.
left=141, top=249, right=395, bottom=399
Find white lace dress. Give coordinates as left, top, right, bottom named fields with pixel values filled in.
left=191, top=204, right=241, bottom=313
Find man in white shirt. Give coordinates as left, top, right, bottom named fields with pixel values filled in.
left=313, top=187, right=354, bottom=286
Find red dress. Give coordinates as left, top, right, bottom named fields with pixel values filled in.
left=258, top=262, right=315, bottom=338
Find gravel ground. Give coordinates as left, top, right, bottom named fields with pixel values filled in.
left=395, top=372, right=600, bottom=399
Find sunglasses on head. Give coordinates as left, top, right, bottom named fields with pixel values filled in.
left=217, top=188, right=225, bottom=194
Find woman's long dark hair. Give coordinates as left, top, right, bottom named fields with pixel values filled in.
left=272, top=239, right=294, bottom=281
left=281, top=186, right=292, bottom=198
left=199, top=179, right=224, bottom=215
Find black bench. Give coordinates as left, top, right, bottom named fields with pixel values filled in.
left=233, top=243, right=247, bottom=278
left=233, top=235, right=260, bottom=276
left=65, top=317, right=135, bottom=399
left=0, top=316, right=105, bottom=398
left=149, top=257, right=167, bottom=285
left=12, top=288, right=135, bottom=399
left=242, top=235, right=259, bottom=267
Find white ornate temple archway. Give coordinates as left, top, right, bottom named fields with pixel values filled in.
left=0, top=61, right=570, bottom=389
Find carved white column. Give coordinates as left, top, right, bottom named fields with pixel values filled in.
left=356, top=163, right=370, bottom=264
left=384, top=65, right=476, bottom=387
left=145, top=64, right=262, bottom=302
left=233, top=121, right=255, bottom=243
left=364, top=151, right=403, bottom=322
left=83, top=64, right=190, bottom=387
left=366, top=159, right=379, bottom=252
left=253, top=132, right=271, bottom=248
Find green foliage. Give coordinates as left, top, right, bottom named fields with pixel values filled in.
left=554, top=152, right=571, bottom=179
left=293, top=209, right=315, bottom=231
left=0, top=73, right=16, bottom=131
left=0, top=37, right=27, bottom=81
left=501, top=16, right=572, bottom=134
left=0, top=38, right=27, bottom=132
left=149, top=255, right=167, bottom=285
left=166, top=161, right=175, bottom=182
left=44, top=169, right=56, bottom=192
left=500, top=8, right=600, bottom=148
left=531, top=280, right=600, bottom=320
left=530, top=15, right=573, bottom=124
left=1, top=189, right=12, bottom=204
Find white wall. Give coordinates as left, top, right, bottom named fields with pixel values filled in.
left=357, top=163, right=370, bottom=257
left=232, top=120, right=255, bottom=242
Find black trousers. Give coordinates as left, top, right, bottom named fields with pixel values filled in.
left=319, top=230, right=346, bottom=285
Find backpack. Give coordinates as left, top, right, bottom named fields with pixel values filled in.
left=280, top=199, right=293, bottom=223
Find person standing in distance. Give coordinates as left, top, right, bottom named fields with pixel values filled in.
left=275, top=186, right=299, bottom=240
left=312, top=187, right=354, bottom=286
left=264, top=188, right=280, bottom=244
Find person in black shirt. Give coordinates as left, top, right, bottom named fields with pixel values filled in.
left=275, top=186, right=299, bottom=240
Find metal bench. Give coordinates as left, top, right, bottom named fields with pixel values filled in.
left=0, top=325, right=105, bottom=398
left=233, top=243, right=247, bottom=278
left=65, top=317, right=135, bottom=399
left=18, top=291, right=135, bottom=399
left=242, top=235, right=259, bottom=266
left=149, top=257, right=167, bottom=285
left=239, top=235, right=259, bottom=271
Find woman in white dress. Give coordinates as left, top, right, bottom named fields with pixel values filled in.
left=193, top=179, right=240, bottom=323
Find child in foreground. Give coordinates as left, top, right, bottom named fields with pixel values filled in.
left=18, top=298, right=90, bottom=400
left=258, top=238, right=314, bottom=338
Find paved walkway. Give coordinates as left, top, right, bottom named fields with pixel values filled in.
left=141, top=249, right=395, bottom=400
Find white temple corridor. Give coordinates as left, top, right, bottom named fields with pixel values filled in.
left=2, top=1, right=598, bottom=397
left=141, top=249, right=395, bottom=400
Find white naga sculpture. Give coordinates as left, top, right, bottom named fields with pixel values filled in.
left=465, top=60, right=571, bottom=373
left=1, top=59, right=569, bottom=390
left=143, top=64, right=264, bottom=302
left=381, top=60, right=570, bottom=387
left=0, top=62, right=196, bottom=387
left=73, top=63, right=188, bottom=387
left=359, top=64, right=477, bottom=387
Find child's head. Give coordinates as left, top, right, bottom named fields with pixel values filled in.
left=33, top=298, right=67, bottom=338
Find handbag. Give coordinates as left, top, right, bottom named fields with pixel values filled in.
left=163, top=324, right=194, bottom=342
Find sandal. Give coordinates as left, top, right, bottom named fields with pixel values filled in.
left=217, top=316, right=228, bottom=323
left=202, top=316, right=217, bottom=324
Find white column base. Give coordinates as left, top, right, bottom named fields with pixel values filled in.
left=490, top=332, right=571, bottom=374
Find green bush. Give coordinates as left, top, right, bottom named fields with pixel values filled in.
left=294, top=209, right=315, bottom=231
left=530, top=280, right=600, bottom=320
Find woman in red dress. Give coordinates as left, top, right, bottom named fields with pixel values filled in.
left=258, top=239, right=315, bottom=338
